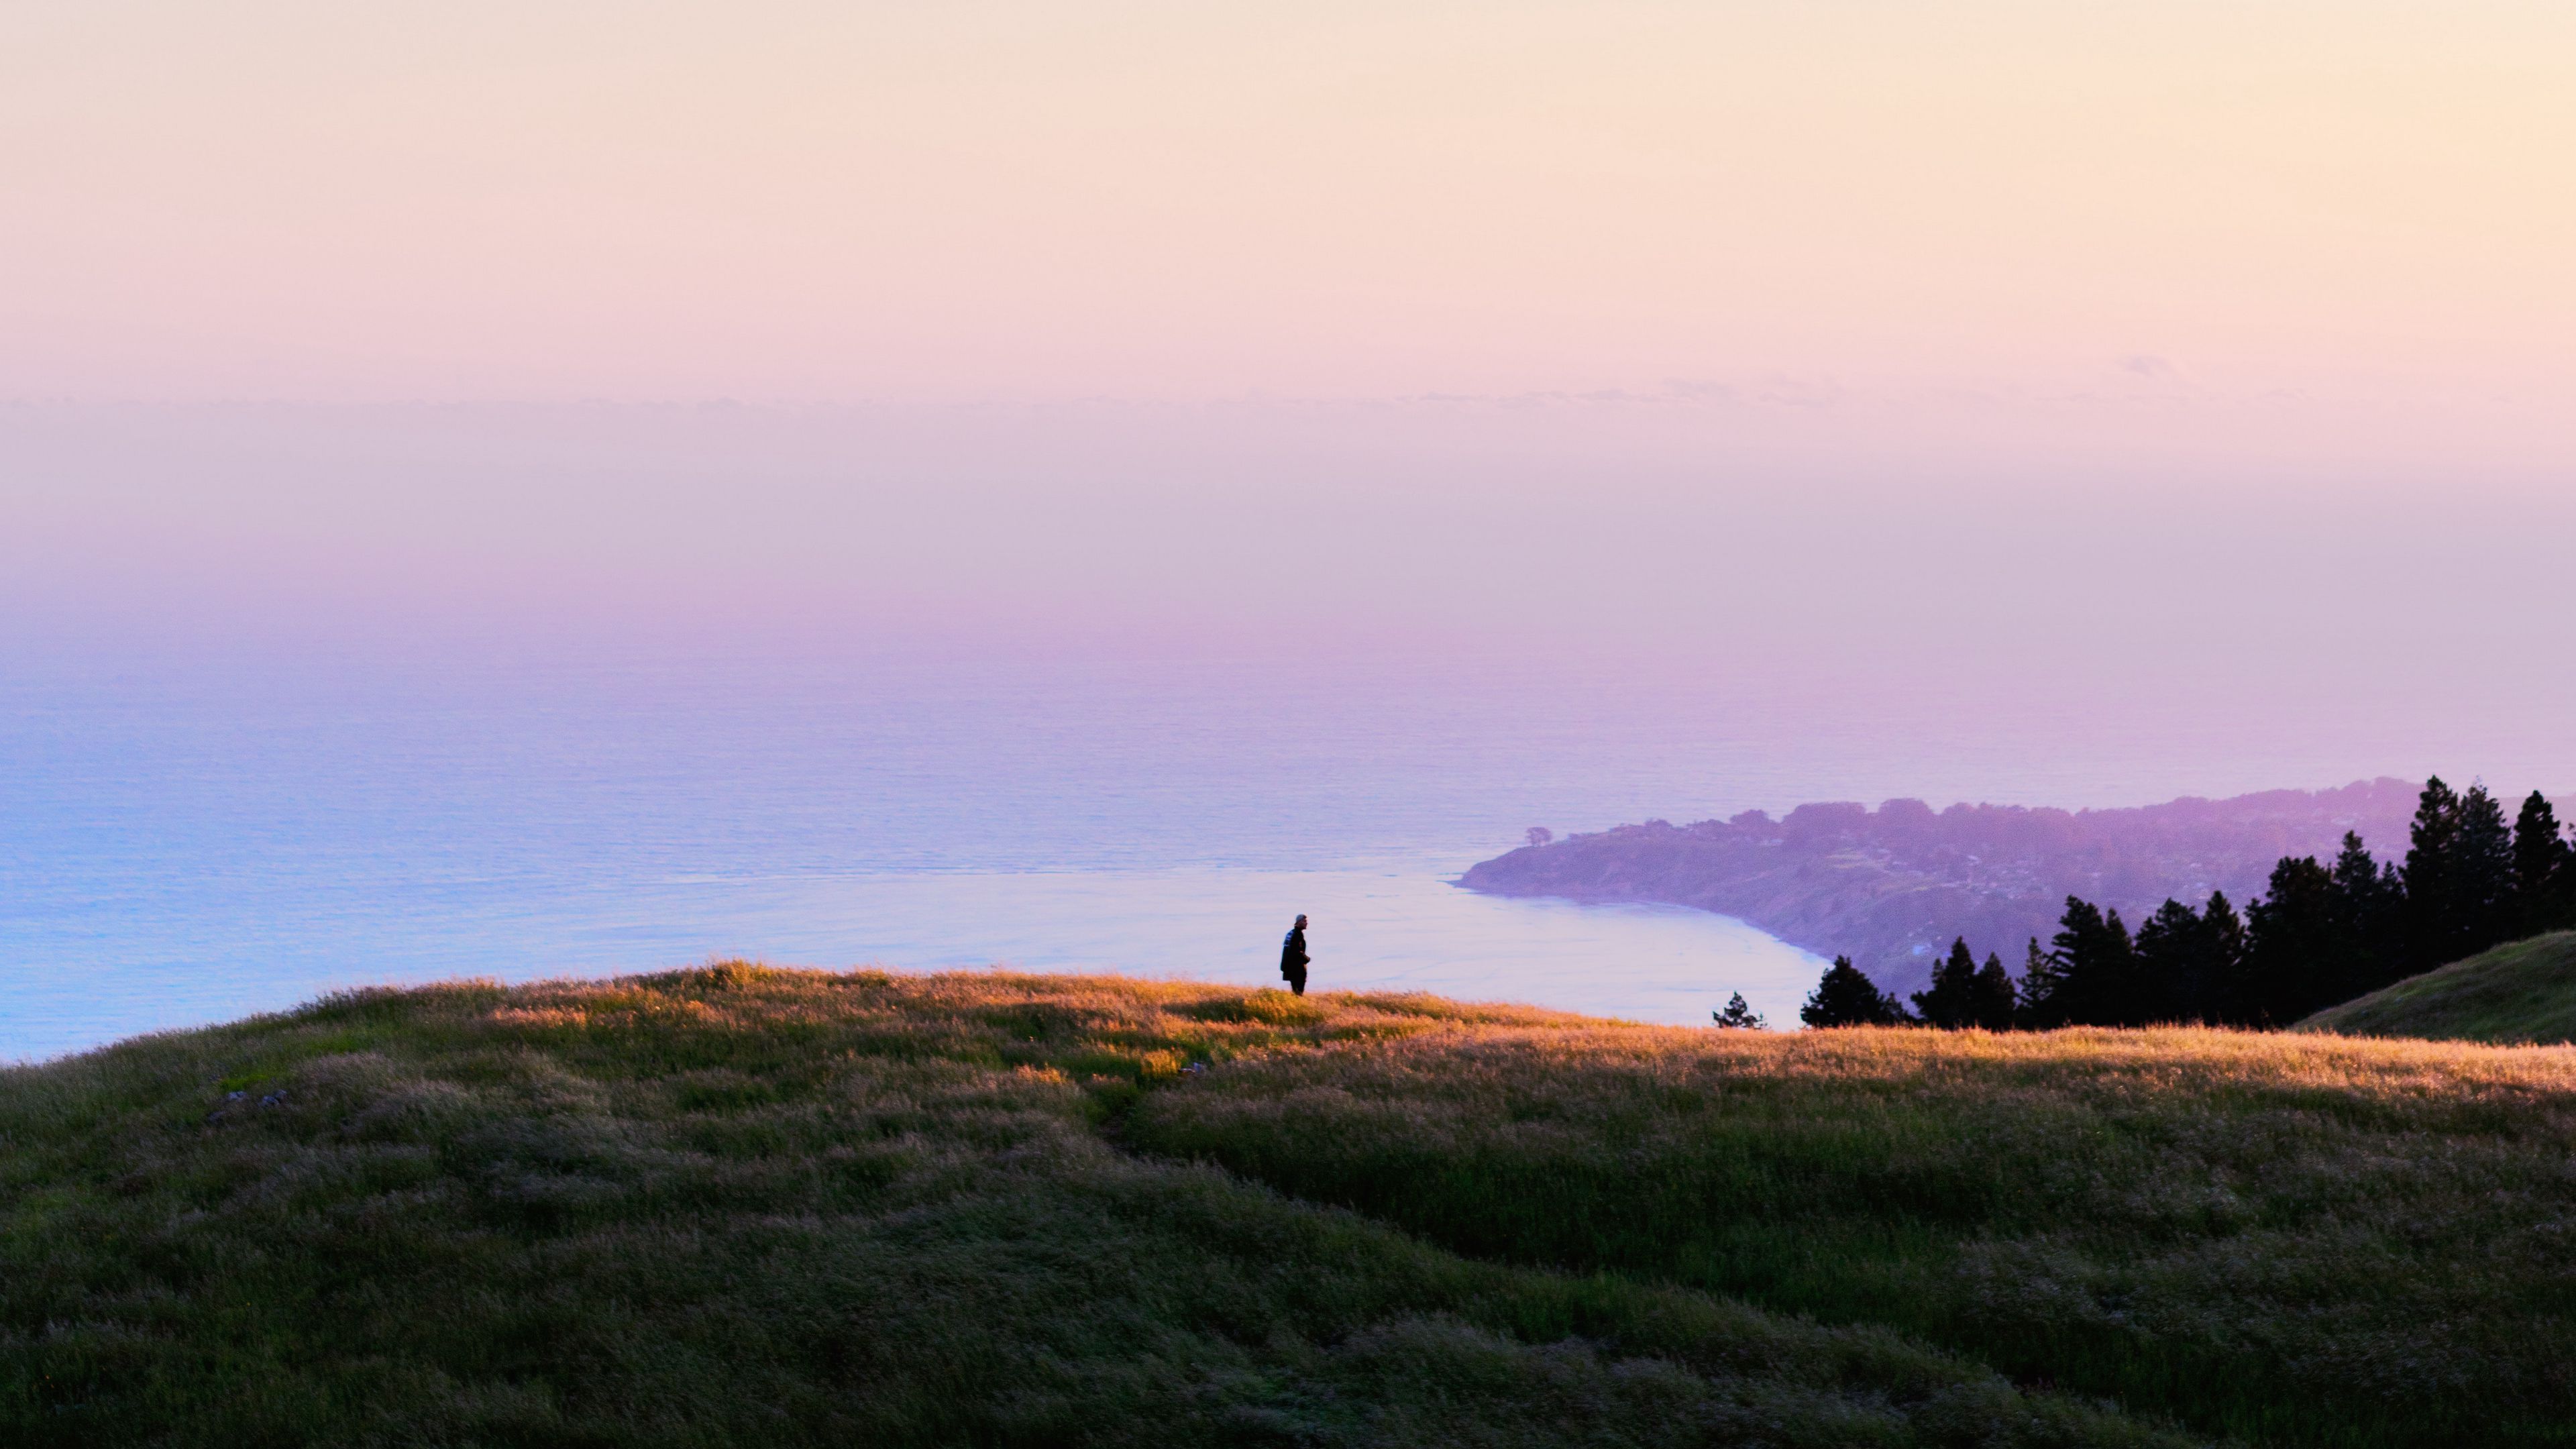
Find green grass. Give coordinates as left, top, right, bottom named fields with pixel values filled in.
left=2298, top=931, right=2576, bottom=1044
left=15, top=968, right=2576, bottom=1446
left=0, top=969, right=2182, bottom=1448
left=1128, top=1017, right=2576, bottom=1447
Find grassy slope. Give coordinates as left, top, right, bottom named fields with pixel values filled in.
left=0, top=967, right=2181, bottom=1449
left=1134, top=1019, right=2576, bottom=1448
left=11, top=974, right=2576, bottom=1445
left=2298, top=930, right=2576, bottom=1044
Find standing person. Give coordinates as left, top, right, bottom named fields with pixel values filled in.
left=1279, top=914, right=1310, bottom=996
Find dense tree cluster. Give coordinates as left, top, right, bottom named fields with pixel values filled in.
left=1908, top=938, right=2018, bottom=1029
left=1798, top=957, right=1909, bottom=1027
left=1793, top=777, right=2576, bottom=1030
left=1491, top=780, right=2435, bottom=998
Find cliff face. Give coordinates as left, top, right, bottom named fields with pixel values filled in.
left=1460, top=778, right=2432, bottom=996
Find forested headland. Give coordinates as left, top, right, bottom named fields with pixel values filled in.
left=1792, top=777, right=2576, bottom=1030
left=1462, top=778, right=2442, bottom=996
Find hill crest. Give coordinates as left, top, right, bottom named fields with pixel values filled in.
left=2298, top=931, right=2576, bottom=1044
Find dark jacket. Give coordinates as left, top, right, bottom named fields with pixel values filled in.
left=1280, top=927, right=1309, bottom=981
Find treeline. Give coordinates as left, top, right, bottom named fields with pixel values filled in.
left=1792, top=777, right=2576, bottom=1030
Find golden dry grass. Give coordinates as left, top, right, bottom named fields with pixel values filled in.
left=0, top=967, right=2188, bottom=1448
left=13, top=965, right=2576, bottom=1445
left=1135, top=1014, right=2576, bottom=1446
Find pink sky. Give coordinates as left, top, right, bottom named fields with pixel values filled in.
left=6, top=3, right=2573, bottom=795
left=5, top=2, right=2573, bottom=433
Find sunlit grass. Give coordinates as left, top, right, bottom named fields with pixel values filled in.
left=0, top=967, right=2182, bottom=1447
left=1134, top=1018, right=2576, bottom=1447
left=15, top=963, right=2575, bottom=1445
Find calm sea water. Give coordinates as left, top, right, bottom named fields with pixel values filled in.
left=1, top=641, right=1867, bottom=1061
left=3, top=627, right=2487, bottom=1063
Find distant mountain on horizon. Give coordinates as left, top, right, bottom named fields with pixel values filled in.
left=1459, top=778, right=2538, bottom=998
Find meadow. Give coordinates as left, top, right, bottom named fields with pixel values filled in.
left=1134, top=1012, right=2576, bottom=1446
left=2300, top=930, right=2576, bottom=1045
left=5, top=966, right=2572, bottom=1446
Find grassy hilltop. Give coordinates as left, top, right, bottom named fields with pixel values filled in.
left=7, top=968, right=2576, bottom=1447
left=2299, top=930, right=2576, bottom=1044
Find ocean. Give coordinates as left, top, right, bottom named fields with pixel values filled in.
left=1, top=639, right=1862, bottom=1061
left=15, top=407, right=2573, bottom=1061
left=4, top=618, right=2516, bottom=1063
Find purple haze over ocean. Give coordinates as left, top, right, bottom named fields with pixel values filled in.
left=5, top=405, right=2572, bottom=1060
left=11, top=5, right=2576, bottom=1063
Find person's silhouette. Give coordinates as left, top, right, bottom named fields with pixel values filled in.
left=1279, top=914, right=1310, bottom=996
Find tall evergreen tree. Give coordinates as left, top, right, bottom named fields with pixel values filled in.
left=2045, top=897, right=2141, bottom=1026
left=2129, top=892, right=2248, bottom=1024
left=2130, top=898, right=2204, bottom=1023
left=2015, top=936, right=2065, bottom=1028
left=2402, top=776, right=2466, bottom=973
left=2328, top=831, right=2402, bottom=997
left=2554, top=812, right=2576, bottom=932
left=2458, top=783, right=2518, bottom=955
left=2514, top=791, right=2576, bottom=934
left=1911, top=937, right=1983, bottom=1028
left=1970, top=951, right=2019, bottom=1031
left=1801, top=956, right=1911, bottom=1028
left=2243, top=855, right=2338, bottom=1026
left=2200, top=890, right=2248, bottom=1021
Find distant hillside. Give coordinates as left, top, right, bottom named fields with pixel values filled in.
left=2298, top=931, right=2576, bottom=1044
left=1460, top=778, right=2438, bottom=996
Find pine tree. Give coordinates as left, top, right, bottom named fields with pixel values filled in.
left=2243, top=855, right=2337, bottom=1025
left=1712, top=991, right=1767, bottom=1029
left=1970, top=951, right=2019, bottom=1030
left=2130, top=898, right=2203, bottom=1023
left=2513, top=792, right=2575, bottom=934
left=2402, top=776, right=2466, bottom=973
left=2120, top=892, right=2247, bottom=1026
left=2045, top=897, right=2140, bottom=1026
left=2016, top=936, right=2067, bottom=1028
left=1910, top=937, right=1982, bottom=1028
left=2173, top=890, right=2249, bottom=1024
left=2328, top=831, right=2401, bottom=997
left=2100, top=907, right=2141, bottom=1022
left=2458, top=783, right=2518, bottom=955
left=2553, top=810, right=2576, bottom=932
left=1800, top=956, right=1911, bottom=1028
